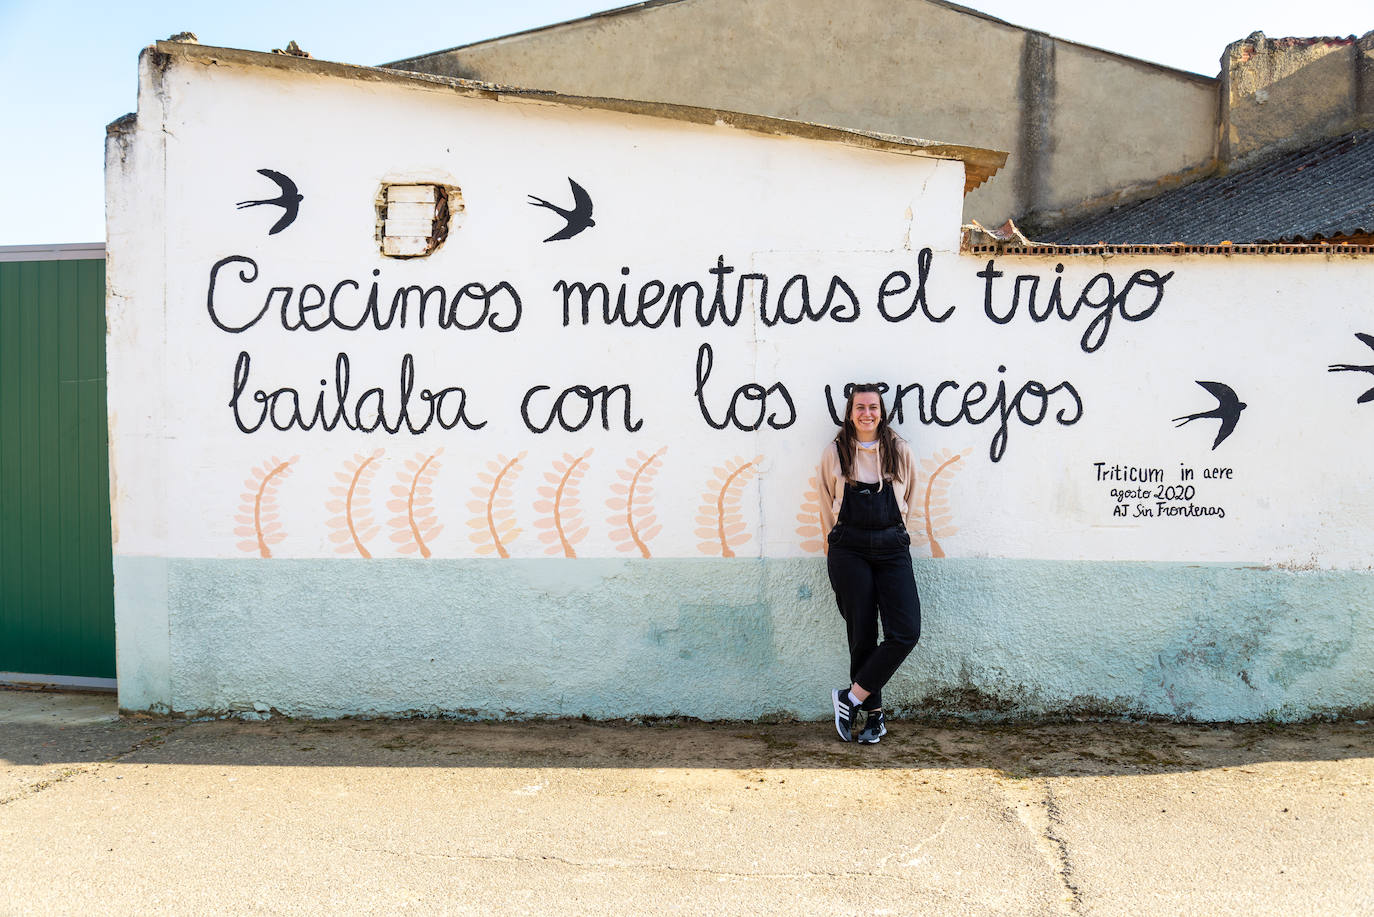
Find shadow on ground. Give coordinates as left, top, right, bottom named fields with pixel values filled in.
left=3, top=688, right=1370, bottom=779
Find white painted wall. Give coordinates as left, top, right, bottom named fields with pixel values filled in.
left=110, top=49, right=972, bottom=565
left=107, top=46, right=1374, bottom=719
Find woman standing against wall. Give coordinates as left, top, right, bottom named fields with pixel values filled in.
left=819, top=384, right=922, bottom=743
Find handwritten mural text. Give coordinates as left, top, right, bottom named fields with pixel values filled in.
left=206, top=251, right=1174, bottom=463
left=1095, top=461, right=1230, bottom=520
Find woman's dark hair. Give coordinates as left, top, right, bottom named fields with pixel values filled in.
left=834, top=383, right=903, bottom=482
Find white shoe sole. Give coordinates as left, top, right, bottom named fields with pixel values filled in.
left=857, top=724, right=887, bottom=744
left=832, top=690, right=852, bottom=742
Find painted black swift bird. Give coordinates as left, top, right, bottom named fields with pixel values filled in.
left=1173, top=380, right=1247, bottom=450
left=528, top=177, right=595, bottom=242
left=1327, top=332, right=1374, bottom=404
left=236, top=168, right=303, bottom=235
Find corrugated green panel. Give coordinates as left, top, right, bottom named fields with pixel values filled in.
left=0, top=257, right=114, bottom=678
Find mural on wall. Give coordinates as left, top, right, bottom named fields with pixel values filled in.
left=235, top=169, right=303, bottom=236
left=158, top=142, right=1373, bottom=570
left=235, top=456, right=298, bottom=558
left=1329, top=332, right=1374, bottom=404
left=696, top=457, right=762, bottom=558
left=468, top=452, right=526, bottom=558
left=1173, top=381, right=1247, bottom=451
left=605, top=448, right=667, bottom=558
left=388, top=450, right=443, bottom=558
left=205, top=248, right=1192, bottom=462
left=326, top=449, right=384, bottom=558
left=528, top=177, right=595, bottom=242
left=204, top=234, right=1268, bottom=561
left=104, top=56, right=1374, bottom=726
left=909, top=448, right=973, bottom=559
left=231, top=445, right=774, bottom=560
left=796, top=477, right=825, bottom=555
left=535, top=449, right=594, bottom=557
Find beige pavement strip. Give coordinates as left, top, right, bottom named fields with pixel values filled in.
left=1, top=759, right=1062, bottom=916
left=2, top=693, right=1372, bottom=916
left=1047, top=762, right=1374, bottom=916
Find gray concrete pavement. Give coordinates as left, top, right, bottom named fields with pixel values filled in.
left=1, top=689, right=1371, bottom=916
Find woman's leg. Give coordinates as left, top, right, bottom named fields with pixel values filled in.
left=852, top=546, right=921, bottom=697
left=827, top=543, right=880, bottom=690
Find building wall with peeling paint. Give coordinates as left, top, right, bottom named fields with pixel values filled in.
left=106, top=43, right=1374, bottom=721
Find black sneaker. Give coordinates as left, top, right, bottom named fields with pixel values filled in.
left=832, top=688, right=858, bottom=742
left=857, top=710, right=887, bottom=744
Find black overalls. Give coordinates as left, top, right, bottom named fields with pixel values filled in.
left=826, top=479, right=922, bottom=711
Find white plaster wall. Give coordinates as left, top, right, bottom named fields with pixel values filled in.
left=107, top=48, right=1374, bottom=719
left=111, top=51, right=968, bottom=565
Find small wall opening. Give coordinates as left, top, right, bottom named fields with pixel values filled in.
left=376, top=183, right=463, bottom=258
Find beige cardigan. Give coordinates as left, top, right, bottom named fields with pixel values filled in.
left=817, top=438, right=922, bottom=545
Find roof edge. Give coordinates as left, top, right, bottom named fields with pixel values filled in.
left=384, top=0, right=691, bottom=69
left=153, top=41, right=1007, bottom=193
left=923, top=0, right=1217, bottom=84
left=385, top=0, right=1217, bottom=87
left=964, top=240, right=1374, bottom=257
left=0, top=242, right=106, bottom=263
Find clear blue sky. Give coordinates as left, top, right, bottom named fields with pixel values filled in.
left=1, top=0, right=1369, bottom=245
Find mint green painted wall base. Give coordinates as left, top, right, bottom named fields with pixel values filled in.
left=114, top=557, right=1374, bottom=722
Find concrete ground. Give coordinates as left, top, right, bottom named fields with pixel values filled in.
left=1, top=689, right=1371, bottom=916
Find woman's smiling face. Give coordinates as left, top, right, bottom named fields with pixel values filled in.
left=850, top=391, right=882, bottom=439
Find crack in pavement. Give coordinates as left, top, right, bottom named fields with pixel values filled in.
left=1042, top=781, right=1084, bottom=914
left=999, top=778, right=1083, bottom=916
left=333, top=840, right=916, bottom=882
left=0, top=722, right=189, bottom=808
left=0, top=765, right=91, bottom=808
left=874, top=808, right=954, bottom=870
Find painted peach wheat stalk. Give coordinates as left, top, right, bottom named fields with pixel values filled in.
left=326, top=449, right=384, bottom=557
left=535, top=449, right=594, bottom=557
left=795, top=475, right=825, bottom=554
left=467, top=452, right=526, bottom=558
left=387, top=450, right=444, bottom=558
left=695, top=455, right=763, bottom=558
left=607, top=447, right=667, bottom=558
left=234, top=455, right=299, bottom=558
left=911, top=447, right=972, bottom=558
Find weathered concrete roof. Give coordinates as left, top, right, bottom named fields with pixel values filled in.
left=1041, top=129, right=1374, bottom=245
left=144, top=41, right=1007, bottom=194
left=387, top=0, right=1218, bottom=85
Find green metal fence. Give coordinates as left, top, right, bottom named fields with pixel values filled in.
left=0, top=247, right=114, bottom=680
